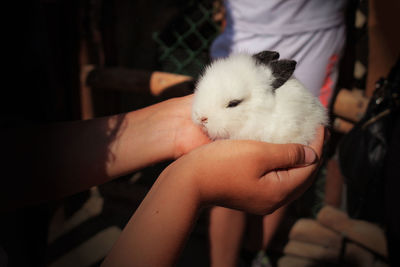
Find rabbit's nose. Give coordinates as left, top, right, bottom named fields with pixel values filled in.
left=200, top=117, right=208, bottom=124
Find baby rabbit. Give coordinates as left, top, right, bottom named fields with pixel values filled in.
left=192, top=51, right=328, bottom=145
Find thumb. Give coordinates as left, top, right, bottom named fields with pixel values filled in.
left=260, top=143, right=318, bottom=172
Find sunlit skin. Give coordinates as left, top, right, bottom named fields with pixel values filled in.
left=1, top=94, right=324, bottom=267
left=1, top=95, right=209, bottom=211
left=103, top=124, right=324, bottom=267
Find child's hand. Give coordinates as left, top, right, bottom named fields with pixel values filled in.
left=103, top=126, right=325, bottom=267
left=163, top=126, right=325, bottom=215
left=151, top=95, right=211, bottom=158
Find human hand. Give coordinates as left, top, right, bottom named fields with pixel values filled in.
left=102, top=127, right=324, bottom=267
left=162, top=126, right=325, bottom=215
left=153, top=94, right=211, bottom=158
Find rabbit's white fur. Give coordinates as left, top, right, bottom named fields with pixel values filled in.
left=192, top=53, right=328, bottom=145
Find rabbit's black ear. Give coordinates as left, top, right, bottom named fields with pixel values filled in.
left=270, top=59, right=296, bottom=90
left=253, top=51, right=280, bottom=65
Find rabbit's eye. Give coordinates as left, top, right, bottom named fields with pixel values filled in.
left=226, top=99, right=243, bottom=108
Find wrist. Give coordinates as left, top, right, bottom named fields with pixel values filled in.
left=160, top=158, right=203, bottom=211
left=105, top=101, right=177, bottom=177
left=106, top=95, right=208, bottom=177
left=103, top=160, right=202, bottom=266
left=134, top=95, right=209, bottom=159
left=162, top=95, right=211, bottom=158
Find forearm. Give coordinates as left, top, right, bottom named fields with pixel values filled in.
left=1, top=100, right=177, bottom=209
left=102, top=128, right=324, bottom=266
left=105, top=101, right=176, bottom=176
left=102, top=166, right=201, bottom=267
left=262, top=204, right=288, bottom=249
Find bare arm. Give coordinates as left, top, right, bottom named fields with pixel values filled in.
left=1, top=95, right=209, bottom=210
left=102, top=127, right=325, bottom=267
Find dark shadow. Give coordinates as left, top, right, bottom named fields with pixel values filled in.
left=1, top=1, right=215, bottom=267
left=0, top=1, right=132, bottom=266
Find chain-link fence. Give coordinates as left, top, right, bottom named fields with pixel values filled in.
left=153, top=0, right=223, bottom=77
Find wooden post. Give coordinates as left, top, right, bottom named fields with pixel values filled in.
left=317, top=206, right=388, bottom=258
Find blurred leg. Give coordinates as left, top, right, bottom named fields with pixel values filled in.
left=209, top=207, right=246, bottom=267
left=324, top=158, right=344, bottom=208
left=262, top=205, right=288, bottom=250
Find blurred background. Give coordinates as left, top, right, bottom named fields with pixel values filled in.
left=1, top=0, right=399, bottom=266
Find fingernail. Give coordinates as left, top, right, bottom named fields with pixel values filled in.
left=304, top=146, right=317, bottom=165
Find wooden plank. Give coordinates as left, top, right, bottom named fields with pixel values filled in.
left=86, top=68, right=194, bottom=97
left=283, top=240, right=339, bottom=262
left=317, top=205, right=388, bottom=258
left=288, top=219, right=342, bottom=249
left=150, top=71, right=193, bottom=96
left=277, top=255, right=318, bottom=267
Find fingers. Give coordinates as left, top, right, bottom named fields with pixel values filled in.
left=308, top=126, right=325, bottom=158
left=254, top=142, right=317, bottom=176
left=268, top=126, right=326, bottom=202
left=269, top=126, right=324, bottom=173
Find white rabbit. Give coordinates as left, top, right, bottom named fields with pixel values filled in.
left=192, top=51, right=328, bottom=145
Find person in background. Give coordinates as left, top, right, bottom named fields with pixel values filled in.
left=208, top=1, right=346, bottom=266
